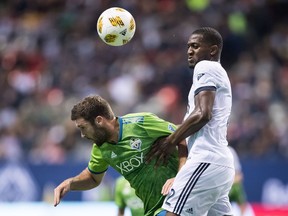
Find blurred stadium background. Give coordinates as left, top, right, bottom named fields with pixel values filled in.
left=0, top=0, right=288, bottom=215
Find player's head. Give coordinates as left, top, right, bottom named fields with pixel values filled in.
left=187, top=27, right=223, bottom=68
left=71, top=95, right=115, bottom=145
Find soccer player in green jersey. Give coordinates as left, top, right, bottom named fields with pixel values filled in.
left=53, top=95, right=187, bottom=216
left=115, top=176, right=144, bottom=216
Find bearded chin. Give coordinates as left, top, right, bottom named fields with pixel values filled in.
left=94, top=136, right=105, bottom=146
left=94, top=129, right=110, bottom=146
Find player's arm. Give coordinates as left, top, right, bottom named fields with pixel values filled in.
left=168, top=90, right=215, bottom=146
left=54, top=167, right=105, bottom=207
left=146, top=90, right=215, bottom=166
left=160, top=139, right=187, bottom=195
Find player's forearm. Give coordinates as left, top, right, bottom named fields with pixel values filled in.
left=169, top=113, right=208, bottom=146
left=69, top=168, right=99, bottom=191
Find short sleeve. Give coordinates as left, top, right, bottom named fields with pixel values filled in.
left=193, top=60, right=217, bottom=95
left=144, top=113, right=177, bottom=138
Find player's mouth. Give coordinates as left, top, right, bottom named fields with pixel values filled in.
left=188, top=57, right=194, bottom=64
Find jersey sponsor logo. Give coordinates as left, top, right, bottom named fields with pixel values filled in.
left=130, top=138, right=142, bottom=151
left=111, top=151, right=117, bottom=158
left=197, top=73, right=205, bottom=80
left=116, top=152, right=144, bottom=174
left=122, top=116, right=144, bottom=124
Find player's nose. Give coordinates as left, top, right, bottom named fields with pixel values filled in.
left=187, top=47, right=193, bottom=55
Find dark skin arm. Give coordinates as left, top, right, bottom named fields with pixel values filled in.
left=158, top=139, right=188, bottom=195
left=146, top=90, right=215, bottom=166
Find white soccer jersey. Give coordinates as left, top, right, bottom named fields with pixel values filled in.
left=184, top=60, right=234, bottom=168
left=162, top=60, right=235, bottom=215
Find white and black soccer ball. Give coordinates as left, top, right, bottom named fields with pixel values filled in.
left=97, top=7, right=136, bottom=46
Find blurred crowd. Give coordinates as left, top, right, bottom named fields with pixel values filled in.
left=0, top=0, right=287, bottom=164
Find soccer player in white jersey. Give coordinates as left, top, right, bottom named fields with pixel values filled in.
left=147, top=27, right=235, bottom=216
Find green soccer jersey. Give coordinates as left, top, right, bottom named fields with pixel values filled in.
left=115, top=176, right=144, bottom=216
left=88, top=112, right=179, bottom=216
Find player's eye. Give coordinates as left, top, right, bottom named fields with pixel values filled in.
left=188, top=43, right=199, bottom=49
left=192, top=43, right=199, bottom=49
left=78, top=126, right=85, bottom=131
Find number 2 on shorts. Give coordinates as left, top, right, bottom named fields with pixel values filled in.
left=165, top=188, right=175, bottom=205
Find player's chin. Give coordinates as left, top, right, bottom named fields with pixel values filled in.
left=188, top=59, right=196, bottom=68
left=188, top=62, right=195, bottom=68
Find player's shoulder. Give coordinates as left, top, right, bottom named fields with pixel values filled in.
left=123, top=112, right=154, bottom=117
left=194, top=61, right=227, bottom=82
left=119, top=112, right=156, bottom=126
left=122, top=112, right=159, bottom=121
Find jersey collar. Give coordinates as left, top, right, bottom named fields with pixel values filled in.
left=117, top=117, right=123, bottom=142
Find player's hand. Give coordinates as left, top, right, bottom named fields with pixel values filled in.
left=145, top=136, right=176, bottom=168
left=53, top=179, right=71, bottom=207
left=161, top=178, right=175, bottom=195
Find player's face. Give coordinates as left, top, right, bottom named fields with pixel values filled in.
left=187, top=34, right=212, bottom=68
left=75, top=118, right=109, bottom=146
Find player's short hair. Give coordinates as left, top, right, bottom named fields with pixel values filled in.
left=192, top=27, right=223, bottom=51
left=71, top=95, right=114, bottom=123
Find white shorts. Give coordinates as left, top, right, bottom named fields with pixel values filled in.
left=162, top=162, right=235, bottom=216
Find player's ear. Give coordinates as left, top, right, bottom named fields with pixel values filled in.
left=95, top=116, right=103, bottom=125
left=210, top=45, right=218, bottom=56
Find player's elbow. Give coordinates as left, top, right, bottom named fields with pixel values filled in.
left=199, top=110, right=212, bottom=124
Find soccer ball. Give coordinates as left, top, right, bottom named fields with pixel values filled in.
left=97, top=7, right=136, bottom=46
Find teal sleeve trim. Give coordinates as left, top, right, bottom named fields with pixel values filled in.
left=117, top=117, right=123, bottom=142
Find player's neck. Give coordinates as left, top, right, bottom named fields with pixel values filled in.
left=108, top=117, right=119, bottom=144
